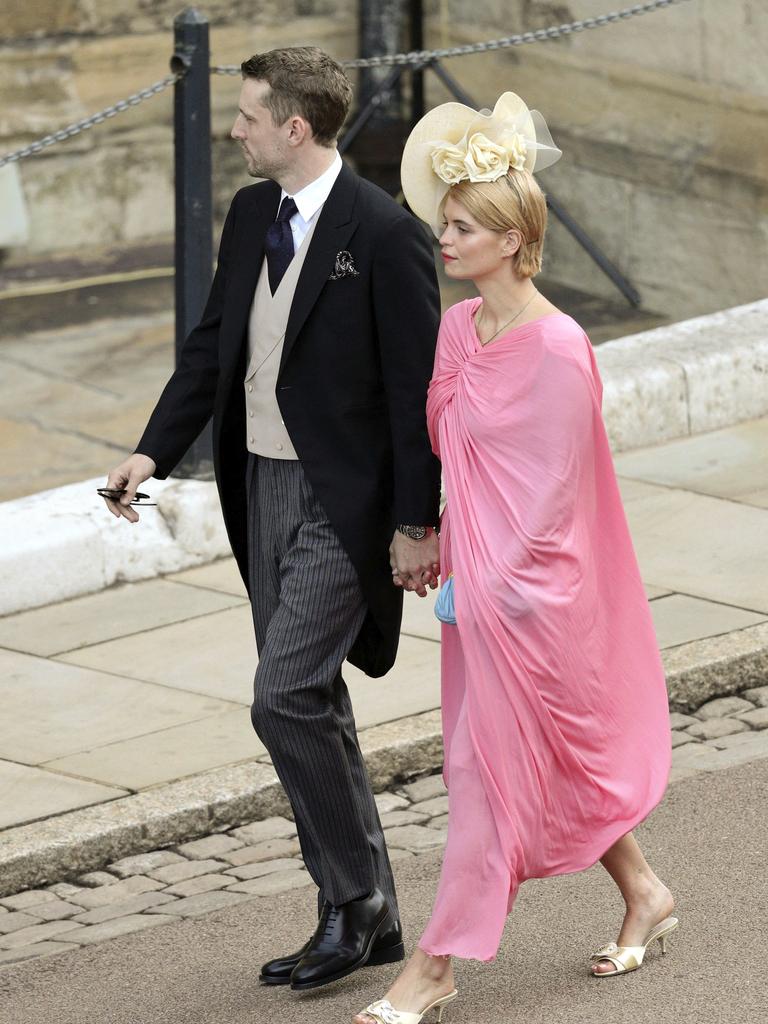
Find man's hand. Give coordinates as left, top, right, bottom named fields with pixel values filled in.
left=102, top=453, right=157, bottom=523
left=389, top=530, right=440, bottom=598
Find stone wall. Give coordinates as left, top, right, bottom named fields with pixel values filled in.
left=2, top=1, right=766, bottom=320
left=0, top=2, right=356, bottom=256
left=424, top=0, right=768, bottom=318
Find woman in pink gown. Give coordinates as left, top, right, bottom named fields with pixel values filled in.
left=355, top=94, right=676, bottom=1024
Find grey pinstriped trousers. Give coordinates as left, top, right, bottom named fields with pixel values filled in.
left=246, top=454, right=398, bottom=912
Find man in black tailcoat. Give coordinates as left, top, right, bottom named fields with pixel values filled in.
left=103, top=47, right=441, bottom=991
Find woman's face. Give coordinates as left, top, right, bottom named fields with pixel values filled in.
left=438, top=194, right=519, bottom=281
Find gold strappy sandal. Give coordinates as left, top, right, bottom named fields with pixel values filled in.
left=591, top=916, right=679, bottom=977
left=357, top=990, right=458, bottom=1024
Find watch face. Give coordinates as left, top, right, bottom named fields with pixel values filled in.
left=399, top=524, right=427, bottom=540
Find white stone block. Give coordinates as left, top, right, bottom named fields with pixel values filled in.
left=0, top=476, right=227, bottom=616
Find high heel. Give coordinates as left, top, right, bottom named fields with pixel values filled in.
left=357, top=989, right=458, bottom=1024
left=590, top=916, right=679, bottom=977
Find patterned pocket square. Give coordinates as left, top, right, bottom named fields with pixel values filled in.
left=329, top=250, right=359, bottom=280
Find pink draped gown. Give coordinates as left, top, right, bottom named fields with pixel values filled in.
left=418, top=298, right=671, bottom=961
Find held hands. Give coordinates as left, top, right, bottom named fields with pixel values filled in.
left=389, top=530, right=440, bottom=598
left=101, top=453, right=157, bottom=523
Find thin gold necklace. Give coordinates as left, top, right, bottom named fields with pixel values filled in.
left=477, top=289, right=538, bottom=346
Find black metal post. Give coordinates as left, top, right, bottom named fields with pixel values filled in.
left=409, top=0, right=425, bottom=126
left=358, top=0, right=404, bottom=116
left=350, top=0, right=409, bottom=194
left=339, top=65, right=407, bottom=154
left=171, top=8, right=214, bottom=478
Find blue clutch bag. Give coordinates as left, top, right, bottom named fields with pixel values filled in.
left=434, top=573, right=456, bottom=625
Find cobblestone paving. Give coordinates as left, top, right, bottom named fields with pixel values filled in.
left=2, top=685, right=767, bottom=968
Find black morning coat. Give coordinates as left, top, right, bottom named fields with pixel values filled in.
left=135, top=161, right=442, bottom=677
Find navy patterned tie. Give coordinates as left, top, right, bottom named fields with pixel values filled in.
left=265, top=196, right=298, bottom=295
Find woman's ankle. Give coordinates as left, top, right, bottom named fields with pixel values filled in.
left=623, top=874, right=672, bottom=912
left=414, top=947, right=453, bottom=980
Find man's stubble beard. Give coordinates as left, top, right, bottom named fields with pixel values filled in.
left=243, top=150, right=285, bottom=183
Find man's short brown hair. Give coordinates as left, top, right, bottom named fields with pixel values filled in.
left=241, top=47, right=353, bottom=147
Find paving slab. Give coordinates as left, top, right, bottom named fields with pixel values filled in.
left=648, top=593, right=766, bottom=649
left=0, top=649, right=236, bottom=766
left=56, top=604, right=257, bottom=705
left=163, top=875, right=232, bottom=898
left=0, top=890, right=58, bottom=911
left=383, top=825, right=448, bottom=854
left=374, top=793, right=410, bottom=814
left=401, top=775, right=448, bottom=803
left=0, top=314, right=171, bottom=504
left=225, top=870, right=313, bottom=897
left=229, top=818, right=297, bottom=845
left=0, top=759, right=126, bottom=831
left=400, top=588, right=440, bottom=642
left=221, top=858, right=304, bottom=881
left=622, top=487, right=768, bottom=612
left=166, top=558, right=247, bottom=598
left=56, top=614, right=440, bottom=733
left=0, top=913, right=43, bottom=935
left=0, top=919, right=83, bottom=950
left=143, top=891, right=254, bottom=918
left=615, top=476, right=670, bottom=504
left=379, top=810, right=430, bottom=828
left=0, top=579, right=246, bottom=657
left=0, top=413, right=124, bottom=503
left=107, top=851, right=186, bottom=879
left=344, top=634, right=440, bottom=729
left=685, top=717, right=751, bottom=741
left=146, top=859, right=229, bottom=886
left=742, top=685, right=768, bottom=706
left=17, top=900, right=81, bottom=923
left=175, top=834, right=244, bottom=860
left=74, top=913, right=176, bottom=945
left=70, top=876, right=165, bottom=911
left=613, top=417, right=768, bottom=506
left=410, top=795, right=450, bottom=818
left=219, top=838, right=301, bottom=867
left=77, top=872, right=119, bottom=888
left=736, top=707, right=768, bottom=728
left=694, top=695, right=755, bottom=719
left=0, top=939, right=81, bottom=966
left=42, top=706, right=262, bottom=790
left=69, top=892, right=178, bottom=926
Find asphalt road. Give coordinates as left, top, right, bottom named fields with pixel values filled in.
left=1, top=759, right=765, bottom=1024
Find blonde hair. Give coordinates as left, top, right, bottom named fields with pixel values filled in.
left=446, top=169, right=547, bottom=277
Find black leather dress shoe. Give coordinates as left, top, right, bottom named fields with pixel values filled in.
left=290, top=888, right=403, bottom=990
left=259, top=939, right=312, bottom=985
left=259, top=910, right=403, bottom=986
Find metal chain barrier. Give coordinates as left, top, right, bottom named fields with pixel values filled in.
left=212, top=0, right=694, bottom=74
left=0, top=73, right=181, bottom=170
left=0, top=0, right=692, bottom=167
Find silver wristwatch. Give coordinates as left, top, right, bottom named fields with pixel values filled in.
left=397, top=524, right=431, bottom=541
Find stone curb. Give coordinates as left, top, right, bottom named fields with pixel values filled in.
left=1, top=299, right=767, bottom=618
left=3, top=617, right=768, bottom=898
left=0, top=712, right=442, bottom=899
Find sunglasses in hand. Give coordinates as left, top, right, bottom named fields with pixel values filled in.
left=97, top=487, right=157, bottom=506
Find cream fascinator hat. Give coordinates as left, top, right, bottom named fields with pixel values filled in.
left=401, top=92, right=562, bottom=236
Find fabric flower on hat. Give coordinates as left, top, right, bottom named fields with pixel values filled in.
left=431, top=141, right=468, bottom=184
left=402, top=91, right=562, bottom=236
left=464, top=132, right=512, bottom=181
left=498, top=129, right=528, bottom=171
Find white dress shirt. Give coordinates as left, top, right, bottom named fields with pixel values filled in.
left=281, top=150, right=343, bottom=251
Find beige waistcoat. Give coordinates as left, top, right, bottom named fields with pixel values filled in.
left=244, top=217, right=319, bottom=459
